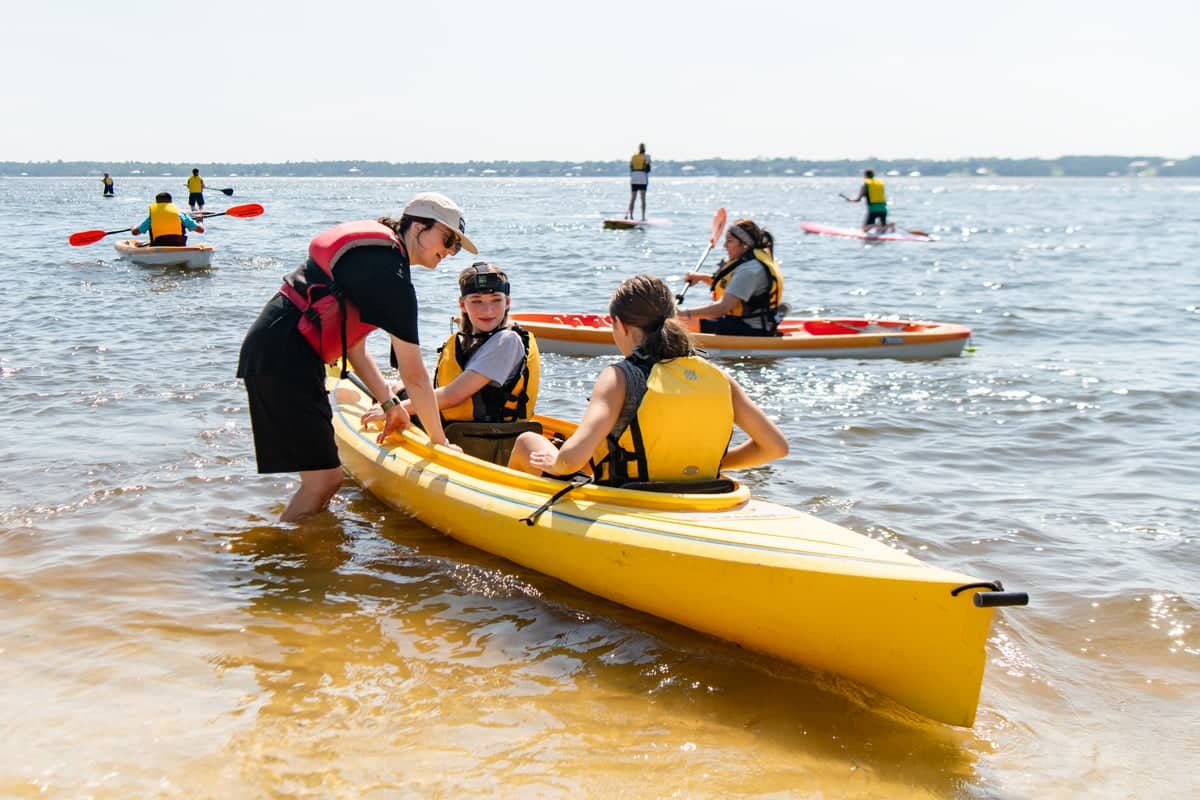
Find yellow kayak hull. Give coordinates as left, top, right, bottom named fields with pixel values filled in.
left=329, top=377, right=999, bottom=727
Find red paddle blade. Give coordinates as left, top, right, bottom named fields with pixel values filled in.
left=709, top=207, right=727, bottom=245
left=68, top=230, right=109, bottom=246
left=224, top=203, right=264, bottom=218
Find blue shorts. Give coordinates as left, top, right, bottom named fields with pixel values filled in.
left=189, top=192, right=204, bottom=207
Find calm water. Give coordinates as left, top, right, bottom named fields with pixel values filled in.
left=1, top=176, right=1197, bottom=798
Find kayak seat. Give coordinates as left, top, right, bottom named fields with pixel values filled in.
left=445, top=420, right=543, bottom=466
left=803, top=321, right=865, bottom=336
left=619, top=477, right=737, bottom=495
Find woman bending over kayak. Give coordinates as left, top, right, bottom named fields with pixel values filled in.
left=363, top=262, right=539, bottom=444
left=507, top=274, right=787, bottom=484
left=677, top=218, right=785, bottom=336
left=237, top=192, right=476, bottom=521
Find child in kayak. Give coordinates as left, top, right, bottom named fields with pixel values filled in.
left=508, top=274, right=787, bottom=484
left=677, top=219, right=784, bottom=336
left=362, top=262, right=539, bottom=438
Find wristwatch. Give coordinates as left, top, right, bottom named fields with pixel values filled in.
left=380, top=395, right=400, bottom=412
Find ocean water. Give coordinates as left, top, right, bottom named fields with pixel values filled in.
left=0, top=175, right=1196, bottom=798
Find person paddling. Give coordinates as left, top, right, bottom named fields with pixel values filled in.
left=847, top=169, right=895, bottom=234
left=101, top=173, right=115, bottom=197
left=130, top=192, right=204, bottom=246
left=677, top=218, right=784, bottom=336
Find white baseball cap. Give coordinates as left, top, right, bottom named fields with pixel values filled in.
left=402, top=192, right=478, bottom=254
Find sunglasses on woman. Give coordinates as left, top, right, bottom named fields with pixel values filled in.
left=436, top=224, right=462, bottom=255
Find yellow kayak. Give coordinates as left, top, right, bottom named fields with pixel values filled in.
left=329, top=376, right=1025, bottom=727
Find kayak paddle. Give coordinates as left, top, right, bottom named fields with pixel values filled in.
left=68, top=202, right=264, bottom=246
left=676, top=207, right=727, bottom=304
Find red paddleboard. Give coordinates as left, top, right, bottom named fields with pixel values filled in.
left=801, top=221, right=937, bottom=242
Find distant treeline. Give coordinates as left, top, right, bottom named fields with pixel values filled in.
left=2, top=155, right=1197, bottom=178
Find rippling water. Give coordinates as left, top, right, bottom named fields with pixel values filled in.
left=1, top=176, right=1196, bottom=798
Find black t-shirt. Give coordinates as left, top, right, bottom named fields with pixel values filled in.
left=236, top=244, right=420, bottom=381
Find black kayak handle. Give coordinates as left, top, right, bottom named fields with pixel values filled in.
left=951, top=580, right=1030, bottom=608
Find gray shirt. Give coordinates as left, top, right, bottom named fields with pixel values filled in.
left=464, top=328, right=524, bottom=387
left=722, top=259, right=773, bottom=331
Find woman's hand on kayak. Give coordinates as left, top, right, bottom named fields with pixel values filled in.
left=377, top=404, right=412, bottom=444
left=528, top=449, right=560, bottom=472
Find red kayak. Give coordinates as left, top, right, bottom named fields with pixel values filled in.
left=801, top=221, right=938, bottom=242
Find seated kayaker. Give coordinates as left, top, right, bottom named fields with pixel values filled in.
left=507, top=274, right=787, bottom=485
left=677, top=218, right=783, bottom=336
left=130, top=191, right=204, bottom=247
left=363, top=262, right=540, bottom=463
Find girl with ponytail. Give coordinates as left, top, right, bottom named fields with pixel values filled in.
left=678, top=218, right=785, bottom=337
left=508, top=275, right=787, bottom=486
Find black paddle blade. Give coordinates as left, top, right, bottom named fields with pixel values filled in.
left=218, top=188, right=234, bottom=196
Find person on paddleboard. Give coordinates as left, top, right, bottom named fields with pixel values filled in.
left=187, top=168, right=208, bottom=213
left=130, top=192, right=205, bottom=246
left=847, top=169, right=895, bottom=234
left=626, top=143, right=651, bottom=221
left=508, top=274, right=787, bottom=483
left=237, top=192, right=477, bottom=522
left=360, top=262, right=540, bottom=463
left=678, top=219, right=785, bottom=336
left=101, top=173, right=114, bottom=196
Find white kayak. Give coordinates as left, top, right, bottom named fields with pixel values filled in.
left=113, top=239, right=214, bottom=268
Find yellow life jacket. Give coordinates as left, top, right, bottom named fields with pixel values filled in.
left=864, top=177, right=886, bottom=205
left=187, top=175, right=204, bottom=192
left=630, top=152, right=648, bottom=171
left=102, top=176, right=113, bottom=187
left=434, top=324, right=540, bottom=423
left=710, top=249, right=784, bottom=330
left=592, top=353, right=733, bottom=486
left=148, top=202, right=184, bottom=240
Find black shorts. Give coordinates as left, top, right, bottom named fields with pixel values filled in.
left=699, top=316, right=771, bottom=337
left=189, top=192, right=204, bottom=207
left=865, top=209, right=887, bottom=226
left=243, top=374, right=340, bottom=473
left=630, top=183, right=647, bottom=193
left=150, top=234, right=187, bottom=246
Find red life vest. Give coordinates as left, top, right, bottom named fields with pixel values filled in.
left=277, top=220, right=402, bottom=364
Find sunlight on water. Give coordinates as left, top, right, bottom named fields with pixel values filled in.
left=0, top=176, right=1196, bottom=798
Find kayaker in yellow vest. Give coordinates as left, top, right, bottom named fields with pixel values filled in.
left=101, top=173, right=114, bottom=196
left=626, top=143, right=651, bottom=221
left=362, top=262, right=539, bottom=435
left=508, top=275, right=787, bottom=485
left=131, top=192, right=205, bottom=246
left=848, top=169, right=896, bottom=234
left=678, top=218, right=785, bottom=336
left=186, top=168, right=207, bottom=213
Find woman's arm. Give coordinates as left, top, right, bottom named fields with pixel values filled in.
left=721, top=376, right=789, bottom=470
left=679, top=292, right=739, bottom=323
left=390, top=336, right=448, bottom=446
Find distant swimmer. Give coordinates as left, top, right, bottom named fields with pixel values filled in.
left=846, top=169, right=895, bottom=234
left=627, top=143, right=651, bottom=221
left=101, top=173, right=115, bottom=196
left=186, top=168, right=207, bottom=213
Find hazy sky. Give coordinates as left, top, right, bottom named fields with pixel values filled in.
left=6, top=0, right=1196, bottom=163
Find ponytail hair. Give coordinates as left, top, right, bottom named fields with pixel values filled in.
left=609, top=275, right=693, bottom=361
